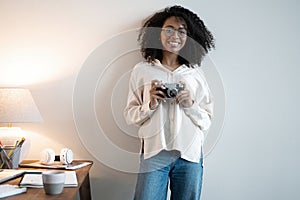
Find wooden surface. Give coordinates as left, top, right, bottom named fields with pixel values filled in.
left=1, top=160, right=93, bottom=200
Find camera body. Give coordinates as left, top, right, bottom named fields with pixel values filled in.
left=156, top=82, right=184, bottom=98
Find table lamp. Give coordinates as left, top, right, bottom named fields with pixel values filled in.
left=0, top=88, right=43, bottom=165
left=0, top=88, right=42, bottom=125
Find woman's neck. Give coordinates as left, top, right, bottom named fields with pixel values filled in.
left=162, top=51, right=180, bottom=71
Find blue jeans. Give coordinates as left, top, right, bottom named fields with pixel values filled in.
left=134, top=150, right=203, bottom=200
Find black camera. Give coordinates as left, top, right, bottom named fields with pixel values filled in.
left=156, top=82, right=184, bottom=98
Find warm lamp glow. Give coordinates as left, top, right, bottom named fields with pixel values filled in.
left=0, top=49, right=65, bottom=86
left=0, top=88, right=43, bottom=124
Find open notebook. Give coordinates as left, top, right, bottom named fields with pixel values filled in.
left=0, top=169, right=25, bottom=184
left=20, top=171, right=78, bottom=188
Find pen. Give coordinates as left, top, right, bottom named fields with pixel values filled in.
left=0, top=146, right=10, bottom=160
left=0, top=146, right=11, bottom=162
left=17, top=137, right=26, bottom=147
left=7, top=147, right=14, bottom=158
left=7, top=137, right=25, bottom=158
left=0, top=148, right=4, bottom=168
left=0, top=146, right=12, bottom=169
left=0, top=149, right=10, bottom=169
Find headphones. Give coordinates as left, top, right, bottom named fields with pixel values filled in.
left=40, top=148, right=73, bottom=165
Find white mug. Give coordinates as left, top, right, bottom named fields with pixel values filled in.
left=42, top=170, right=66, bottom=195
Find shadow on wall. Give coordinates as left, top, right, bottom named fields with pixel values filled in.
left=73, top=30, right=144, bottom=173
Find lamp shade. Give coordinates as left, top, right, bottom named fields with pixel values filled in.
left=0, top=88, right=43, bottom=123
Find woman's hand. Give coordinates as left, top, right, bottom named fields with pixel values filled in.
left=149, top=80, right=166, bottom=110
left=176, top=82, right=194, bottom=108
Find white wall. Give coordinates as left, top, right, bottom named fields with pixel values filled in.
left=0, top=0, right=299, bottom=200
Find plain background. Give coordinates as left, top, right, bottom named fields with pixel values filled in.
left=0, top=0, right=299, bottom=199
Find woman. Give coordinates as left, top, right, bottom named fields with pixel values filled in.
left=124, top=5, right=215, bottom=200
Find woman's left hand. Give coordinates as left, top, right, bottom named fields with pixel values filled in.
left=176, top=82, right=194, bottom=108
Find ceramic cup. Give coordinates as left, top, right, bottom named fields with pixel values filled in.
left=42, top=171, right=66, bottom=195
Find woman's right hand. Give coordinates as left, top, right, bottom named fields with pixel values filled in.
left=149, top=80, right=166, bottom=110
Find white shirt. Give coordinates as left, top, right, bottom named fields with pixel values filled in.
left=124, top=61, right=213, bottom=163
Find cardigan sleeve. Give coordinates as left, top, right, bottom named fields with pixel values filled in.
left=183, top=68, right=214, bottom=131
left=123, top=66, right=155, bottom=126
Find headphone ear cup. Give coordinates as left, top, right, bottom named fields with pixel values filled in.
left=40, top=148, right=55, bottom=165
left=60, top=148, right=73, bottom=165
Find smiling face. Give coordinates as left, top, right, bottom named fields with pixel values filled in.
left=160, top=16, right=187, bottom=54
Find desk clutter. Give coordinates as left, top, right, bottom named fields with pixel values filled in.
left=0, top=169, right=25, bottom=184
left=0, top=184, right=27, bottom=198
left=0, top=137, right=25, bottom=169
left=0, top=160, right=92, bottom=199
left=0, top=169, right=78, bottom=198
left=0, top=169, right=26, bottom=198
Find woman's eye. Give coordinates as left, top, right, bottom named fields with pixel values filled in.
left=179, top=30, right=187, bottom=36
left=166, top=29, right=174, bottom=34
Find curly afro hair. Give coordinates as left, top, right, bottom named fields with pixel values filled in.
left=138, top=5, right=215, bottom=67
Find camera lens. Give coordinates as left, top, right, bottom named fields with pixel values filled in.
left=167, top=89, right=177, bottom=98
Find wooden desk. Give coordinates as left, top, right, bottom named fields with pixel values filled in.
left=1, top=160, right=93, bottom=200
